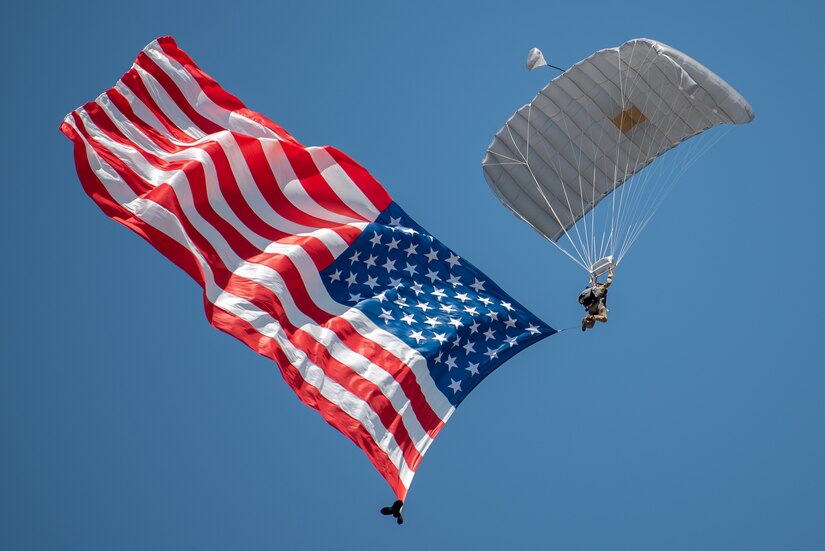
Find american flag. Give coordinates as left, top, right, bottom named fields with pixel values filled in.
left=60, top=37, right=555, bottom=500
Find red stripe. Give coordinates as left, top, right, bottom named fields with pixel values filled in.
left=105, top=88, right=183, bottom=153
left=70, top=112, right=153, bottom=196
left=206, top=300, right=409, bottom=500
left=60, top=120, right=204, bottom=285
left=119, top=68, right=198, bottom=143
left=326, top=316, right=445, bottom=437
left=134, top=51, right=225, bottom=136
left=279, top=142, right=371, bottom=222
left=234, top=133, right=369, bottom=229
left=288, top=329, right=423, bottom=471
left=325, top=147, right=393, bottom=212
left=155, top=36, right=299, bottom=145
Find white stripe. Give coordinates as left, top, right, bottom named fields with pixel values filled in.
left=307, top=146, right=383, bottom=221
left=142, top=39, right=288, bottom=141
left=260, top=139, right=373, bottom=225
left=222, top=135, right=369, bottom=227
left=72, top=120, right=419, bottom=490
left=212, top=287, right=416, bottom=490
left=132, top=63, right=206, bottom=139
left=113, top=81, right=179, bottom=141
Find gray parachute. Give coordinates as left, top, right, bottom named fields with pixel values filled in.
left=482, top=38, right=754, bottom=276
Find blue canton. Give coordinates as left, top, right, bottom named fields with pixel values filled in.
left=320, top=202, right=555, bottom=407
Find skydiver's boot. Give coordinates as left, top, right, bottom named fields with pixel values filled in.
left=380, top=500, right=404, bottom=524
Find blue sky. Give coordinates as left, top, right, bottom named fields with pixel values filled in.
left=2, top=1, right=823, bottom=549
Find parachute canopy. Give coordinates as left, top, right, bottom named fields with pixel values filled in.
left=482, top=38, right=754, bottom=274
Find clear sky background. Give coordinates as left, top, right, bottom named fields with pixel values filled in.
left=2, top=1, right=823, bottom=549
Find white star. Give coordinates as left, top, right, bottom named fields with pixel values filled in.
left=410, top=330, right=425, bottom=343
left=445, top=356, right=458, bottom=371
left=448, top=318, right=462, bottom=328
left=379, top=309, right=395, bottom=322
left=466, top=362, right=480, bottom=376
left=486, top=310, right=499, bottom=321
left=447, top=274, right=462, bottom=287
left=329, top=269, right=342, bottom=283
left=479, top=297, right=493, bottom=306
left=364, top=275, right=380, bottom=290
left=469, top=321, right=480, bottom=334
left=424, top=248, right=439, bottom=262
left=349, top=292, right=363, bottom=303
left=348, top=250, right=361, bottom=264
left=364, top=254, right=378, bottom=269
left=463, top=305, right=478, bottom=316
left=463, top=340, right=476, bottom=354
left=470, top=278, right=486, bottom=292
left=374, top=291, right=388, bottom=303
left=501, top=301, right=514, bottom=311
left=483, top=328, right=496, bottom=341
left=503, top=317, right=517, bottom=328
left=440, top=303, right=457, bottom=314
left=445, top=253, right=461, bottom=268
left=404, top=243, right=418, bottom=256
left=410, top=282, right=425, bottom=296
left=484, top=347, right=499, bottom=360
left=526, top=324, right=541, bottom=335
left=386, top=237, right=400, bottom=251
left=416, top=301, right=432, bottom=312
left=394, top=297, right=409, bottom=308
left=450, top=334, right=462, bottom=348
left=389, top=216, right=402, bottom=227
left=425, top=268, right=440, bottom=283
left=369, top=233, right=383, bottom=247
left=448, top=379, right=462, bottom=394
left=454, top=292, right=470, bottom=303
left=345, top=272, right=358, bottom=287
left=424, top=316, right=439, bottom=328
left=403, top=262, right=418, bottom=276
left=401, top=313, right=416, bottom=325
left=382, top=258, right=396, bottom=272
left=506, top=336, right=519, bottom=347
left=432, top=287, right=447, bottom=300
left=388, top=277, right=403, bottom=289
left=432, top=332, right=448, bottom=343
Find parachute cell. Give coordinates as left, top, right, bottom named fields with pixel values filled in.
left=482, top=38, right=754, bottom=274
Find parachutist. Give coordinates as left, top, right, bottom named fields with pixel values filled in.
left=579, top=267, right=613, bottom=332
left=380, top=500, right=404, bottom=525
